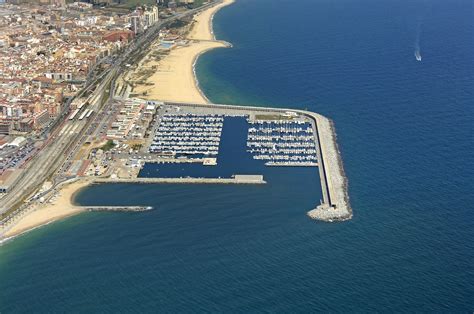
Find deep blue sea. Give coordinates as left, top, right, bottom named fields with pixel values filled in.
left=1, top=0, right=473, bottom=311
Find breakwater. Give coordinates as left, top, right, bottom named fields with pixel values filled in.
left=93, top=175, right=266, bottom=185
left=306, top=115, right=352, bottom=221
left=83, top=206, right=153, bottom=212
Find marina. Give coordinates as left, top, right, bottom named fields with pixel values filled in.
left=140, top=102, right=350, bottom=222
left=147, top=106, right=319, bottom=168
left=149, top=113, right=224, bottom=158
left=141, top=114, right=265, bottom=179
left=247, top=119, right=318, bottom=167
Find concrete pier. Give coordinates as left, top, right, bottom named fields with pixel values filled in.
left=265, top=162, right=318, bottom=167
left=93, top=175, right=266, bottom=185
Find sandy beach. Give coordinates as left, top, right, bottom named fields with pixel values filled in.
left=134, top=41, right=226, bottom=104
left=133, top=0, right=234, bottom=104
left=3, top=180, right=91, bottom=238
left=188, top=0, right=235, bottom=41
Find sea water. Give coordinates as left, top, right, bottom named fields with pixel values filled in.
left=1, top=0, right=473, bottom=311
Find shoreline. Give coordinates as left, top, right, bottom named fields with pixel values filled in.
left=187, top=0, right=235, bottom=103
left=188, top=0, right=235, bottom=41
left=192, top=45, right=213, bottom=104
left=1, top=179, right=92, bottom=240
left=0, top=103, right=352, bottom=243
left=191, top=40, right=232, bottom=104
left=1, top=218, right=61, bottom=246
left=0, top=0, right=234, bottom=243
left=133, top=0, right=234, bottom=103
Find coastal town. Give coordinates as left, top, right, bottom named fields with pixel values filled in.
left=0, top=0, right=187, bottom=190
left=0, top=0, right=351, bottom=241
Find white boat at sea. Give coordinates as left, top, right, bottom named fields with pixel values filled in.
left=415, top=50, right=422, bottom=61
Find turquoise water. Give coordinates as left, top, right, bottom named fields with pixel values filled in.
left=1, top=0, right=473, bottom=311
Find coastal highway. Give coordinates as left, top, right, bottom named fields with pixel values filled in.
left=0, top=1, right=225, bottom=220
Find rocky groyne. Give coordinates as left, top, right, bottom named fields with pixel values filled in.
left=83, top=206, right=153, bottom=212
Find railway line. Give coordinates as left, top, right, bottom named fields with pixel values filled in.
left=0, top=2, right=224, bottom=227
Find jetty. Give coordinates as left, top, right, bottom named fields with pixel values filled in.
left=82, top=206, right=153, bottom=212
left=93, top=174, right=266, bottom=185
left=306, top=114, right=352, bottom=221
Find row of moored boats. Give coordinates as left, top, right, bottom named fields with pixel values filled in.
left=247, top=119, right=318, bottom=166
left=149, top=113, right=224, bottom=157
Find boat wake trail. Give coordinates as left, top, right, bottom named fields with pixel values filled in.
left=415, top=21, right=422, bottom=61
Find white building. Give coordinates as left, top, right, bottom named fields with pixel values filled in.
left=130, top=6, right=159, bottom=34
left=144, top=6, right=159, bottom=28
left=8, top=136, right=26, bottom=147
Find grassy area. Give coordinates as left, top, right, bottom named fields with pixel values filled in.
left=191, top=0, right=208, bottom=8
left=167, top=18, right=191, bottom=29
left=105, top=0, right=157, bottom=10
left=107, top=0, right=207, bottom=10
left=101, top=140, right=116, bottom=151
left=131, top=143, right=143, bottom=150
left=100, top=6, right=131, bottom=14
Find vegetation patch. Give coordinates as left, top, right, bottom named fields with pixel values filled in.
left=101, top=140, right=116, bottom=151
left=131, top=143, right=143, bottom=150
left=254, top=114, right=293, bottom=121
